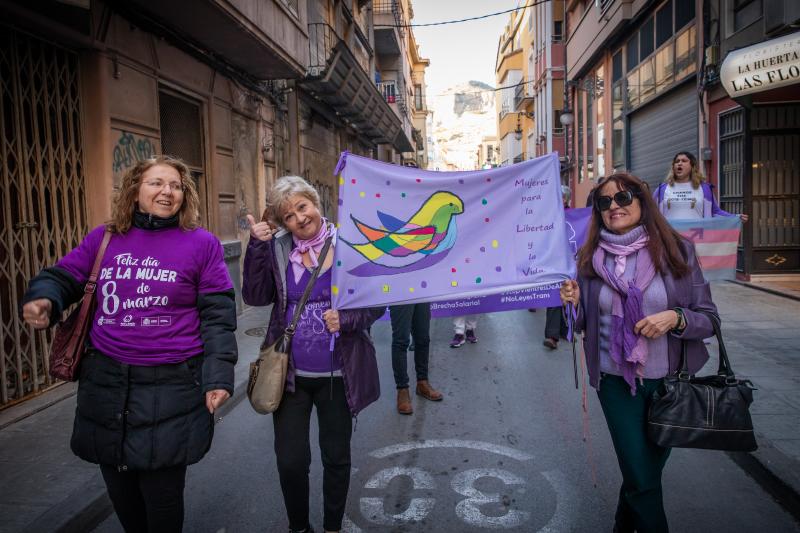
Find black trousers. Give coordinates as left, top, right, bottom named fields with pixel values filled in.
left=100, top=464, right=187, bottom=533
left=389, top=303, right=431, bottom=388
left=273, top=376, right=352, bottom=532
left=544, top=306, right=569, bottom=340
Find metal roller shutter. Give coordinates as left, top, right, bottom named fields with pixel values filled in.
left=629, top=82, right=698, bottom=190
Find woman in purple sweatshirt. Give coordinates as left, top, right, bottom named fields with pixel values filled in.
left=561, top=172, right=719, bottom=533
left=22, top=156, right=237, bottom=532
left=242, top=175, right=382, bottom=533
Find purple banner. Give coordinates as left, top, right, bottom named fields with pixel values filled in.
left=332, top=152, right=577, bottom=310
left=428, top=208, right=591, bottom=317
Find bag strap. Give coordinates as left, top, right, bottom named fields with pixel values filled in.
left=285, top=231, right=333, bottom=335
left=72, top=228, right=112, bottom=323
left=678, top=309, right=736, bottom=380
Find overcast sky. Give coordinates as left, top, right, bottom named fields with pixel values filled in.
left=412, top=1, right=521, bottom=96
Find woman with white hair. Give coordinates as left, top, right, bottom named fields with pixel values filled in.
left=242, top=175, right=383, bottom=533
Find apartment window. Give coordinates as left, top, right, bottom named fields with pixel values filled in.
left=612, top=83, right=625, bottom=169
left=281, top=0, right=299, bottom=16
left=612, top=51, right=623, bottom=83
left=619, top=1, right=696, bottom=111
left=586, top=86, right=594, bottom=180
left=675, top=0, right=696, bottom=29
left=732, top=0, right=762, bottom=32
left=159, top=90, right=206, bottom=221
left=595, top=65, right=605, bottom=177
left=414, top=84, right=423, bottom=111
left=626, top=35, right=639, bottom=72
left=640, top=17, right=655, bottom=59
left=656, top=1, right=672, bottom=47
left=553, top=20, right=563, bottom=41
left=675, top=25, right=696, bottom=79
left=655, top=42, right=675, bottom=93
left=577, top=90, right=584, bottom=183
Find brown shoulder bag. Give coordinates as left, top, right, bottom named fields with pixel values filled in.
left=49, top=229, right=112, bottom=381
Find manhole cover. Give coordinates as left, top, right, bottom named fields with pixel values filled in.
left=244, top=327, right=267, bottom=337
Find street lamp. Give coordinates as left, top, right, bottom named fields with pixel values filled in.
left=559, top=106, right=574, bottom=126
left=513, top=111, right=534, bottom=141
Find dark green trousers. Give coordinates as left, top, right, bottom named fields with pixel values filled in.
left=597, top=374, right=671, bottom=533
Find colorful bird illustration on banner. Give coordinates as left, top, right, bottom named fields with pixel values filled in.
left=341, top=191, right=464, bottom=276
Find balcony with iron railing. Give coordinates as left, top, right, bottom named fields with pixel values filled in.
left=301, top=22, right=414, bottom=153
left=373, top=0, right=404, bottom=55
left=514, top=82, right=534, bottom=110
left=376, top=77, right=408, bottom=118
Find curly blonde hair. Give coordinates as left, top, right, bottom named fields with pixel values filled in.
left=107, top=156, right=200, bottom=233
left=665, top=151, right=706, bottom=189
left=265, top=175, right=322, bottom=228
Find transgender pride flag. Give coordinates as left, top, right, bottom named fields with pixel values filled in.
left=669, top=216, right=742, bottom=281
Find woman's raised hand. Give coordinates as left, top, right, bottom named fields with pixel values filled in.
left=560, top=280, right=580, bottom=307
left=246, top=214, right=277, bottom=242
left=22, top=298, right=52, bottom=329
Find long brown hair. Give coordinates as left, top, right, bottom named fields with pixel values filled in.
left=107, top=156, right=200, bottom=234
left=665, top=151, right=705, bottom=189
left=576, top=172, right=690, bottom=278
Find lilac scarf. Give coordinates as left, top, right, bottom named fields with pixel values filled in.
left=592, top=226, right=656, bottom=394
left=289, top=219, right=335, bottom=284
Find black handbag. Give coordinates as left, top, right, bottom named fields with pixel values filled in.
left=647, top=311, right=757, bottom=452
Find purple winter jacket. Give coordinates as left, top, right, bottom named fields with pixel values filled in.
left=242, top=231, right=383, bottom=417
left=574, top=238, right=719, bottom=390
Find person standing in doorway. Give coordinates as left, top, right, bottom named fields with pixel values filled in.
left=390, top=303, right=442, bottom=414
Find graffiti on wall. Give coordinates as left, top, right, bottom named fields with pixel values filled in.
left=111, top=130, right=159, bottom=183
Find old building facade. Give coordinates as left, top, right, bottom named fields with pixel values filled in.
left=0, top=0, right=428, bottom=407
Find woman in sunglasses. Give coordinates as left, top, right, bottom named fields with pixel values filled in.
left=560, top=172, right=719, bottom=533
left=654, top=151, right=748, bottom=222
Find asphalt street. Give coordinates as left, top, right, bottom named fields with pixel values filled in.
left=94, top=306, right=800, bottom=532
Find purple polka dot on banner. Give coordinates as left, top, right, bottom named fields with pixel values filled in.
left=421, top=281, right=428, bottom=288
left=386, top=180, right=391, bottom=186
left=458, top=179, right=464, bottom=184
left=495, top=266, right=502, bottom=272
left=347, top=288, right=354, bottom=294
left=338, top=198, right=343, bottom=206
left=480, top=246, right=486, bottom=252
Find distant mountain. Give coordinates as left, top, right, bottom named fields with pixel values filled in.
left=427, top=81, right=497, bottom=171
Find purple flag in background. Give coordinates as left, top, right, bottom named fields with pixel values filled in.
left=428, top=207, right=592, bottom=317
left=332, top=152, right=576, bottom=310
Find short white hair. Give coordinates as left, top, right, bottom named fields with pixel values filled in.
left=266, top=175, right=321, bottom=227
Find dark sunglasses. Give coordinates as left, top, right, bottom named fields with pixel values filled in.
left=595, top=190, right=637, bottom=211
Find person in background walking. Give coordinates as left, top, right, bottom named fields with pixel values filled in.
left=390, top=303, right=442, bottom=414
left=543, top=185, right=572, bottom=349
left=560, top=172, right=719, bottom=533
left=653, top=151, right=748, bottom=222
left=22, top=156, right=237, bottom=533
left=243, top=176, right=383, bottom=533
left=450, top=314, right=478, bottom=347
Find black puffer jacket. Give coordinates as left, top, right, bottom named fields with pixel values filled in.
left=22, top=213, right=237, bottom=470
left=71, top=349, right=215, bottom=470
